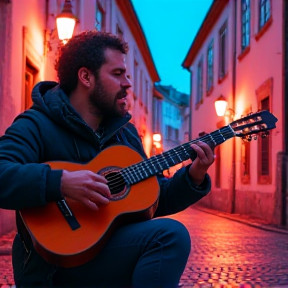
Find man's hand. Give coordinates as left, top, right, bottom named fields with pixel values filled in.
left=60, top=170, right=111, bottom=211
left=188, top=141, right=215, bottom=186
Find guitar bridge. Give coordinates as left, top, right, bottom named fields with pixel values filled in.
left=57, top=199, right=81, bottom=230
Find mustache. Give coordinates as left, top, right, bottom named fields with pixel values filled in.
left=116, top=90, right=128, bottom=99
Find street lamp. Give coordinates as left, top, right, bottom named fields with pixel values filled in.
left=214, top=95, right=235, bottom=120
left=56, top=0, right=77, bottom=44
left=152, top=133, right=162, bottom=154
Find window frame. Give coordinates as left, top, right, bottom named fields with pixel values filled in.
left=241, top=0, right=250, bottom=52
left=196, top=57, right=203, bottom=107
left=95, top=0, right=106, bottom=32
left=259, top=0, right=271, bottom=30
left=206, top=39, right=214, bottom=95
left=256, top=78, right=273, bottom=185
left=218, top=21, right=228, bottom=82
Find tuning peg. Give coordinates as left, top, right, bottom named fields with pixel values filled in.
left=261, top=132, right=269, bottom=139
left=247, top=135, right=252, bottom=142
left=254, top=135, right=258, bottom=140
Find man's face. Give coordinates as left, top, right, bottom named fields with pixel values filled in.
left=89, top=48, right=132, bottom=118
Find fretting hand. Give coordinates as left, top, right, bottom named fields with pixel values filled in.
left=188, top=141, right=215, bottom=186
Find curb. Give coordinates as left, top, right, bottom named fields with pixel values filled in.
left=192, top=206, right=288, bottom=235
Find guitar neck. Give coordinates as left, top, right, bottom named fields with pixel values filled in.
left=121, top=125, right=236, bottom=185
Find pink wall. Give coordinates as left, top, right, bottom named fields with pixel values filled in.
left=188, top=0, right=284, bottom=223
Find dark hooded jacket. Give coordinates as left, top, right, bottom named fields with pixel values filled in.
left=0, top=81, right=211, bottom=215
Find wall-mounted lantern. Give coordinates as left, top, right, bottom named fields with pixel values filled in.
left=152, top=133, right=162, bottom=154
left=56, top=0, right=77, bottom=44
left=214, top=95, right=235, bottom=120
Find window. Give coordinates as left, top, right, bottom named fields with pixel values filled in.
left=153, top=97, right=161, bottom=132
left=241, top=0, right=250, bottom=51
left=139, top=70, right=143, bottom=104
left=241, top=141, right=250, bottom=184
left=259, top=0, right=271, bottom=30
left=259, top=97, right=270, bottom=178
left=95, top=1, right=105, bottom=31
left=133, top=56, right=138, bottom=98
left=116, top=23, right=124, bottom=39
left=256, top=78, right=273, bottom=184
left=219, top=22, right=228, bottom=80
left=25, top=63, right=38, bottom=110
left=206, top=40, right=214, bottom=93
left=166, top=125, right=179, bottom=141
left=144, top=79, right=149, bottom=108
left=241, top=109, right=251, bottom=184
left=196, top=58, right=203, bottom=105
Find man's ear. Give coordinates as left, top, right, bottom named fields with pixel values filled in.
left=78, top=68, right=92, bottom=87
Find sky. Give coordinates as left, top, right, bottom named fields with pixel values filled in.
left=131, top=0, right=213, bottom=95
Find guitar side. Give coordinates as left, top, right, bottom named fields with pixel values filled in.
left=19, top=145, right=160, bottom=267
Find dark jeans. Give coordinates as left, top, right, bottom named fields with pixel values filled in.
left=13, top=218, right=191, bottom=288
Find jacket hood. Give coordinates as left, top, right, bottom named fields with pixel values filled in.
left=31, top=81, right=131, bottom=145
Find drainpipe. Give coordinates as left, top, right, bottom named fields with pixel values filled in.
left=282, top=0, right=288, bottom=226
left=231, top=0, right=237, bottom=213
left=189, top=70, right=193, bottom=140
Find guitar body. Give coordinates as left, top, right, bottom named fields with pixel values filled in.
left=19, top=145, right=160, bottom=267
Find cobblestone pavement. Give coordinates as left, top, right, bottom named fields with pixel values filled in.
left=1, top=208, right=288, bottom=287
left=173, top=208, right=288, bottom=288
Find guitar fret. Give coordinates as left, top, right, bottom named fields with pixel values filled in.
left=209, top=134, right=217, bottom=146
left=168, top=150, right=176, bottom=165
left=161, top=154, right=170, bottom=169
left=182, top=145, right=190, bottom=158
left=143, top=161, right=153, bottom=175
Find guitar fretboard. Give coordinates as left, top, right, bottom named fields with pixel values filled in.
left=120, top=125, right=235, bottom=185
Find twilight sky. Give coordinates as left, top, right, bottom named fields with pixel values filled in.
left=131, top=0, right=213, bottom=95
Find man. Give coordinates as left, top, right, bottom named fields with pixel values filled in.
left=0, top=31, right=214, bottom=288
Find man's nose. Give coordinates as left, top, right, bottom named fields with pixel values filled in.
left=121, top=75, right=132, bottom=88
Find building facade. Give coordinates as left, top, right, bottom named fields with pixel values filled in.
left=182, top=0, right=287, bottom=227
left=0, top=0, right=159, bottom=236
left=153, top=84, right=190, bottom=176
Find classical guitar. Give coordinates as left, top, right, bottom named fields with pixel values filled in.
left=19, top=110, right=278, bottom=267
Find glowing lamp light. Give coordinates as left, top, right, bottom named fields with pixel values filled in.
left=154, top=142, right=162, bottom=149
left=56, top=0, right=77, bottom=44
left=215, top=95, right=228, bottom=116
left=153, top=133, right=161, bottom=142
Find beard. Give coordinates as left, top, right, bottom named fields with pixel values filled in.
left=88, top=80, right=128, bottom=118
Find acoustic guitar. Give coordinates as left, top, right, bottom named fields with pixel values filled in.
left=19, top=110, right=278, bottom=267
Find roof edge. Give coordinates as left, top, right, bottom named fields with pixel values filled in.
left=116, top=0, right=160, bottom=82
left=182, top=0, right=229, bottom=69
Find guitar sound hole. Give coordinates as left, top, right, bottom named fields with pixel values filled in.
left=99, top=167, right=130, bottom=201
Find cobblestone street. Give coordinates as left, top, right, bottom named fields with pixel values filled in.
left=1, top=207, right=288, bottom=287
left=173, top=208, right=288, bottom=288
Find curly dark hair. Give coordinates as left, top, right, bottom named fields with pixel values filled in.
left=55, top=30, right=129, bottom=95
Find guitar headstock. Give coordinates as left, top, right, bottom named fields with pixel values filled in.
left=230, top=110, right=278, bottom=141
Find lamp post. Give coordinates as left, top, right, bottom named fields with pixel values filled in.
left=56, top=0, right=77, bottom=44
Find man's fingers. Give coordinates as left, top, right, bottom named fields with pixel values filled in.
left=190, top=142, right=214, bottom=163
left=88, top=191, right=110, bottom=205
left=83, top=199, right=99, bottom=211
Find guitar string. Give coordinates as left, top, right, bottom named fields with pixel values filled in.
left=107, top=131, right=235, bottom=191
left=106, top=117, right=266, bottom=192
left=107, top=129, right=234, bottom=191
left=106, top=128, right=235, bottom=192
